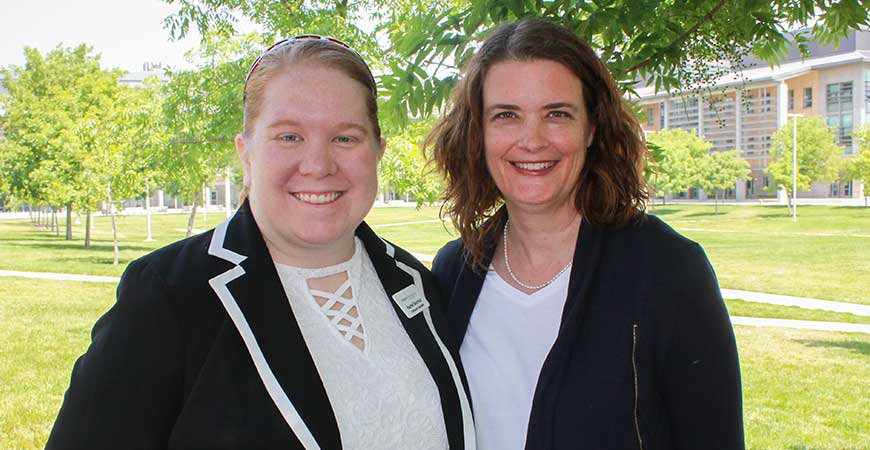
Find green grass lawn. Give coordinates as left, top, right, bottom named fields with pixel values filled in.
left=652, top=204, right=870, bottom=306
left=3, top=204, right=868, bottom=304
left=737, top=326, right=870, bottom=449
left=1, top=276, right=866, bottom=449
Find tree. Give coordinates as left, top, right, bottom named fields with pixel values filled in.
left=0, top=45, right=126, bottom=244
left=697, top=150, right=750, bottom=213
left=381, top=0, right=870, bottom=122
left=160, top=33, right=250, bottom=235
left=379, top=119, right=442, bottom=206
left=847, top=125, right=870, bottom=206
left=162, top=1, right=869, bottom=126
left=645, top=129, right=709, bottom=204
left=766, top=116, right=842, bottom=214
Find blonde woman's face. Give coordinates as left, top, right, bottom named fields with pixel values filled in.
left=236, top=65, right=384, bottom=265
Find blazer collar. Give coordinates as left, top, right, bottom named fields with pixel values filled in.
left=207, top=200, right=339, bottom=450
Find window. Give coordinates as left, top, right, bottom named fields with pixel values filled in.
left=210, top=190, right=218, bottom=205
left=763, top=176, right=770, bottom=188
left=659, top=102, right=665, bottom=128
left=645, top=107, right=655, bottom=126
left=845, top=181, right=852, bottom=197
left=865, top=71, right=870, bottom=123
left=826, top=82, right=853, bottom=152
left=788, top=89, right=795, bottom=110
left=831, top=183, right=839, bottom=197
left=803, top=87, right=813, bottom=108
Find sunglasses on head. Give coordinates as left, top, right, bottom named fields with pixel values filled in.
left=244, top=34, right=374, bottom=97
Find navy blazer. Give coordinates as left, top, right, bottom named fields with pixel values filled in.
left=432, top=213, right=744, bottom=450
left=47, top=200, right=475, bottom=450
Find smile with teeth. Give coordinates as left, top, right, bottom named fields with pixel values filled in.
left=292, top=192, right=343, bottom=204
left=512, top=161, right=557, bottom=170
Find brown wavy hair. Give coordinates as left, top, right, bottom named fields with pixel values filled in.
left=427, top=18, right=648, bottom=270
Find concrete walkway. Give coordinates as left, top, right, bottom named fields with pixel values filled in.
left=0, top=269, right=120, bottom=283
left=721, top=288, right=870, bottom=317
left=2, top=269, right=869, bottom=333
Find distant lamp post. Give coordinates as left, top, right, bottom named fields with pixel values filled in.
left=787, top=113, right=802, bottom=222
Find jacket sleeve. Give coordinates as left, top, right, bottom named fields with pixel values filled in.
left=45, top=259, right=185, bottom=450
left=661, top=243, right=745, bottom=450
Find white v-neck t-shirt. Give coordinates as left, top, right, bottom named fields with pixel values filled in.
left=460, top=267, right=570, bottom=450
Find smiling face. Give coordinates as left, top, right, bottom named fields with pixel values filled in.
left=482, top=59, right=595, bottom=216
left=236, top=64, right=384, bottom=266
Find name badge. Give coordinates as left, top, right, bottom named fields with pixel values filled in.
left=392, top=284, right=429, bottom=319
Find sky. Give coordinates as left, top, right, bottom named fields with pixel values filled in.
left=1, top=0, right=206, bottom=73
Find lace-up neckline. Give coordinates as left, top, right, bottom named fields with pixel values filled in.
left=276, top=239, right=367, bottom=352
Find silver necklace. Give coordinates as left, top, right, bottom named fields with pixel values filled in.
left=502, top=219, right=573, bottom=290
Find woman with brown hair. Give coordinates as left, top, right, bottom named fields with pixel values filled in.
left=46, top=35, right=474, bottom=450
left=430, top=19, right=743, bottom=450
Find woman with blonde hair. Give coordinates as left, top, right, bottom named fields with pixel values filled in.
left=47, top=35, right=474, bottom=450
left=430, top=18, right=743, bottom=450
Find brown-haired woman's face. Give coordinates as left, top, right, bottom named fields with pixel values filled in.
left=482, top=59, right=595, bottom=215
left=235, top=65, right=385, bottom=262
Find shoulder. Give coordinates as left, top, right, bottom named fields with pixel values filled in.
left=431, top=238, right=469, bottom=299
left=433, top=238, right=466, bottom=270
left=123, top=229, right=218, bottom=291
left=607, top=214, right=708, bottom=269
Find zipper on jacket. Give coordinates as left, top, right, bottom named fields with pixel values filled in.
left=632, top=323, right=644, bottom=450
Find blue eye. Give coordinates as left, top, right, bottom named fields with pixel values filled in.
left=278, top=134, right=301, bottom=142
left=334, top=136, right=356, bottom=144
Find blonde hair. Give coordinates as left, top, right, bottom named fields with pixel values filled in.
left=242, top=39, right=380, bottom=140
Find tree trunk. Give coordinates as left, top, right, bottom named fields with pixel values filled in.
left=785, top=192, right=793, bottom=216
left=145, top=179, right=154, bottom=242
left=187, top=192, right=199, bottom=237
left=66, top=202, right=73, bottom=240
left=714, top=191, right=719, bottom=214
left=53, top=208, right=59, bottom=236
left=107, top=182, right=120, bottom=266
left=84, top=211, right=92, bottom=248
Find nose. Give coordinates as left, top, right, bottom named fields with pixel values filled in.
left=518, top=118, right=547, bottom=152
left=299, top=141, right=338, bottom=177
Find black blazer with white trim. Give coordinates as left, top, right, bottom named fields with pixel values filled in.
left=46, top=200, right=475, bottom=450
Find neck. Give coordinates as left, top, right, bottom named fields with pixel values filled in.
left=263, top=233, right=356, bottom=268
left=504, top=206, right=582, bottom=264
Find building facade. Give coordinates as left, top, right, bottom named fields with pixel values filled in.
left=636, top=30, right=870, bottom=200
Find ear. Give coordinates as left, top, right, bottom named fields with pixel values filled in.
left=376, top=137, right=386, bottom=160
left=235, top=133, right=251, bottom=188
left=586, top=125, right=597, bottom=149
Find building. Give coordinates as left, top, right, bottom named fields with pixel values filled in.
left=635, top=30, right=870, bottom=200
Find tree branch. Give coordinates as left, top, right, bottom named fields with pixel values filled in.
left=625, top=0, right=729, bottom=74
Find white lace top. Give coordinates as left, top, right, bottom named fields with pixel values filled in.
left=275, top=238, right=449, bottom=450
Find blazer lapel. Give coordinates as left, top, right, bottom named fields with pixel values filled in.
left=356, top=222, right=476, bottom=450
left=207, top=200, right=340, bottom=450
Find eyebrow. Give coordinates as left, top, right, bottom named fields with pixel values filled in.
left=265, top=120, right=371, bottom=134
